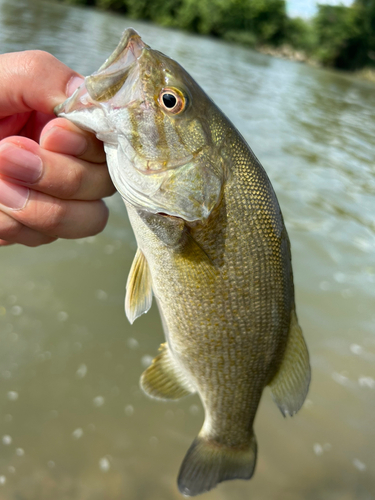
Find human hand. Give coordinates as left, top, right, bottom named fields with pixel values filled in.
left=0, top=50, right=115, bottom=247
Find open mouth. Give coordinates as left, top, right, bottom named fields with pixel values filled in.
left=55, top=28, right=147, bottom=115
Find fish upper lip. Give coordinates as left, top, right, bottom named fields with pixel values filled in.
left=55, top=28, right=146, bottom=116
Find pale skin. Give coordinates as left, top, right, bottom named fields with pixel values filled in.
left=0, top=50, right=115, bottom=247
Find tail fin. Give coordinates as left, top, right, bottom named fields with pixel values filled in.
left=177, top=435, right=257, bottom=497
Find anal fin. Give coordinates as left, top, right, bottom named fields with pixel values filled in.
left=125, top=248, right=152, bottom=324
left=140, top=343, right=196, bottom=400
left=269, top=309, right=311, bottom=416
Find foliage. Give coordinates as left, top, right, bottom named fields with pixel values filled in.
left=61, top=0, right=375, bottom=71
left=284, top=16, right=316, bottom=53
left=314, top=1, right=375, bottom=69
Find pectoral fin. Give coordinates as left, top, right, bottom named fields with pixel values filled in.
left=269, top=309, right=311, bottom=417
left=125, top=248, right=153, bottom=324
left=141, top=343, right=196, bottom=400
left=179, top=232, right=217, bottom=281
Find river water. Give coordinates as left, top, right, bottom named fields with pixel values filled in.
left=0, top=0, right=374, bottom=498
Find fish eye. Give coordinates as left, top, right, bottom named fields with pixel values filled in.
left=159, top=88, right=186, bottom=114
left=162, top=93, right=177, bottom=108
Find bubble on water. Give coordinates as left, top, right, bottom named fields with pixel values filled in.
left=111, top=386, right=120, bottom=396
left=332, top=372, right=349, bottom=386
left=76, top=364, right=87, bottom=379
left=350, top=344, right=363, bottom=355
left=358, top=376, right=375, bottom=388
left=124, top=404, right=134, bottom=416
left=149, top=436, right=158, bottom=447
left=189, top=405, right=200, bottom=416
left=353, top=458, right=367, bottom=471
left=341, top=288, right=354, bottom=298
left=11, top=306, right=23, bottom=316
left=0, top=476, right=6, bottom=485
left=127, top=337, right=139, bottom=350
left=25, top=281, right=35, bottom=291
left=15, top=448, right=24, bottom=457
left=7, top=391, right=18, bottom=401
left=319, top=281, right=330, bottom=291
left=57, top=311, right=68, bottom=322
left=141, top=355, right=153, bottom=368
left=334, top=272, right=346, bottom=283
left=95, top=289, right=108, bottom=300
left=93, top=396, right=105, bottom=407
left=72, top=428, right=83, bottom=439
left=354, top=237, right=372, bottom=253
left=165, top=410, right=174, bottom=420
left=2, top=435, right=12, bottom=445
left=104, top=245, right=114, bottom=255
left=99, top=457, right=110, bottom=472
left=47, top=460, right=55, bottom=469
left=303, top=399, right=313, bottom=409
left=313, top=443, right=323, bottom=456
left=7, top=466, right=15, bottom=474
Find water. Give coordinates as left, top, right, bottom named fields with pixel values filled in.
left=0, top=0, right=374, bottom=498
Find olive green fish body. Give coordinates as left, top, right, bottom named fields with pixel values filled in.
left=56, top=28, right=310, bottom=497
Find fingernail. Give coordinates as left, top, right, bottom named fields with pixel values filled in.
left=41, top=126, right=88, bottom=156
left=67, top=76, right=85, bottom=97
left=0, top=179, right=29, bottom=210
left=0, top=144, right=43, bottom=183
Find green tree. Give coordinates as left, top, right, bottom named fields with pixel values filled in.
left=314, top=1, right=375, bottom=69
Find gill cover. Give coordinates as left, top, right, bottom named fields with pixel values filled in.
left=55, top=28, right=223, bottom=222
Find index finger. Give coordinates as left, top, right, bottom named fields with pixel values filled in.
left=0, top=50, right=83, bottom=118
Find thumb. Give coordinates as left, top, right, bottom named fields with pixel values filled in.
left=0, top=50, right=84, bottom=118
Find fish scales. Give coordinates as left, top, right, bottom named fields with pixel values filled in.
left=56, top=28, right=310, bottom=497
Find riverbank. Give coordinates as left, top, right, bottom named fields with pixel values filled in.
left=54, top=0, right=375, bottom=83
left=258, top=44, right=375, bottom=84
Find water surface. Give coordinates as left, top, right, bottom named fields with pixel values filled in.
left=0, top=1, right=374, bottom=498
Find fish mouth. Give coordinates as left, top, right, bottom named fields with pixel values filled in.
left=54, top=28, right=147, bottom=115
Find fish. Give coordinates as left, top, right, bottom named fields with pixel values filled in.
left=55, top=28, right=311, bottom=497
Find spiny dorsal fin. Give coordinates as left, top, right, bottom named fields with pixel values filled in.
left=269, top=309, right=311, bottom=417
left=140, top=343, right=196, bottom=400
left=125, top=248, right=152, bottom=324
left=178, top=434, right=257, bottom=497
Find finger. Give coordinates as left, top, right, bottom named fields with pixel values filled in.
left=0, top=239, right=14, bottom=247
left=40, top=118, right=106, bottom=164
left=0, top=137, right=115, bottom=201
left=0, top=179, right=109, bottom=239
left=0, top=51, right=83, bottom=117
left=0, top=211, right=57, bottom=247
left=0, top=112, right=31, bottom=140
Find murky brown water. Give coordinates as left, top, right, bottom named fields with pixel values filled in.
left=0, top=0, right=374, bottom=498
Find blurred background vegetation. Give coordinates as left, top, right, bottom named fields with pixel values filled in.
left=60, top=0, right=375, bottom=72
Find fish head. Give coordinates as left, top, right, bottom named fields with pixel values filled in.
left=56, top=28, right=226, bottom=222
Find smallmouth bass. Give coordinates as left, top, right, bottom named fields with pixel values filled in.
left=56, top=28, right=311, bottom=497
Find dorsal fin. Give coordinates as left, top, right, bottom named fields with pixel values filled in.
left=125, top=248, right=153, bottom=324
left=268, top=309, right=311, bottom=416
left=141, top=343, right=196, bottom=400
